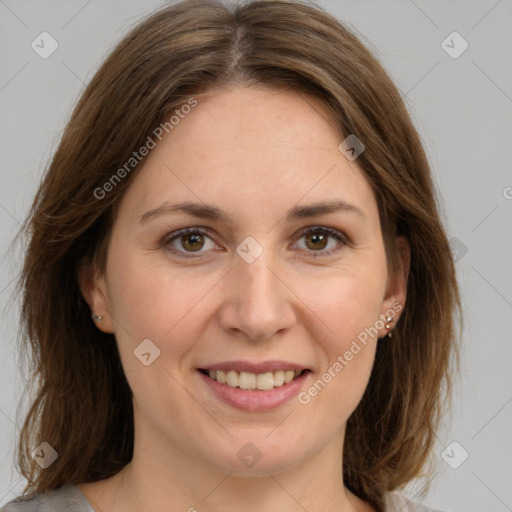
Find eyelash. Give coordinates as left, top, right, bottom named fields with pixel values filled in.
left=162, top=226, right=348, bottom=259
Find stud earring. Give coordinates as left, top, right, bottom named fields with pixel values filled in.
left=92, top=313, right=103, bottom=322
left=385, top=316, right=393, bottom=337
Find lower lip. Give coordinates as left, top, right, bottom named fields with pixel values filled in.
left=197, top=370, right=310, bottom=412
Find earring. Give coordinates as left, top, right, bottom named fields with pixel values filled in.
left=385, top=316, right=393, bottom=337
left=92, top=313, right=103, bottom=322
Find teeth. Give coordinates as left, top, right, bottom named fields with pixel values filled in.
left=284, top=370, right=295, bottom=383
left=205, top=369, right=304, bottom=390
left=239, top=371, right=256, bottom=390
left=273, top=370, right=285, bottom=386
left=226, top=370, right=238, bottom=387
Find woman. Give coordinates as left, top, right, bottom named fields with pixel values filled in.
left=2, top=0, right=461, bottom=511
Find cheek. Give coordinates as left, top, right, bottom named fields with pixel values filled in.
left=305, top=261, right=386, bottom=343
left=104, top=257, right=213, bottom=408
left=303, top=266, right=385, bottom=410
left=106, top=249, right=218, bottom=354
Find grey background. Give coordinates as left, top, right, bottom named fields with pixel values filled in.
left=1, top=0, right=511, bottom=510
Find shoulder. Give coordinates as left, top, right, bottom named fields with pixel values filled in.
left=384, top=491, right=449, bottom=512
left=0, top=485, right=94, bottom=512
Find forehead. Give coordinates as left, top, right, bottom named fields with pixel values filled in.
left=116, top=86, right=378, bottom=228
left=184, top=85, right=344, bottom=151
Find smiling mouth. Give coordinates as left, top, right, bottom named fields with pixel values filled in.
left=198, top=368, right=309, bottom=391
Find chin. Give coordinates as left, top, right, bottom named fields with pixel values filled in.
left=198, top=435, right=306, bottom=477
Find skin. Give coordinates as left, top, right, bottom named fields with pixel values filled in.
left=78, top=86, right=409, bottom=512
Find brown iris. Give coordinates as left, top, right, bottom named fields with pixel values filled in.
left=304, top=232, right=328, bottom=251
left=181, top=233, right=205, bottom=252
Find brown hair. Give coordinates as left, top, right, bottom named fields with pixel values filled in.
left=14, top=0, right=461, bottom=509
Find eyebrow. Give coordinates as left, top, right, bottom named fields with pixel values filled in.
left=138, top=199, right=366, bottom=225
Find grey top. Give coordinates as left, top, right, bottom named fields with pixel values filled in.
left=0, top=484, right=447, bottom=511
left=0, top=486, right=92, bottom=512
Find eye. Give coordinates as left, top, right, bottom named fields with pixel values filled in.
left=163, top=227, right=218, bottom=257
left=163, top=225, right=348, bottom=259
left=294, top=226, right=347, bottom=257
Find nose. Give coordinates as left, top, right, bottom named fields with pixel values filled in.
left=218, top=247, right=296, bottom=342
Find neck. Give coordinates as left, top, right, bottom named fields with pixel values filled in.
left=78, top=405, right=375, bottom=512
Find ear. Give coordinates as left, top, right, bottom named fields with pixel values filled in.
left=379, top=235, right=410, bottom=335
left=77, top=260, right=114, bottom=334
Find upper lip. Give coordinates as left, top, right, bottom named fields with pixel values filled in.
left=199, top=360, right=310, bottom=373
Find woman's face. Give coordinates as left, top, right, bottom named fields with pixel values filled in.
left=85, top=86, right=407, bottom=476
